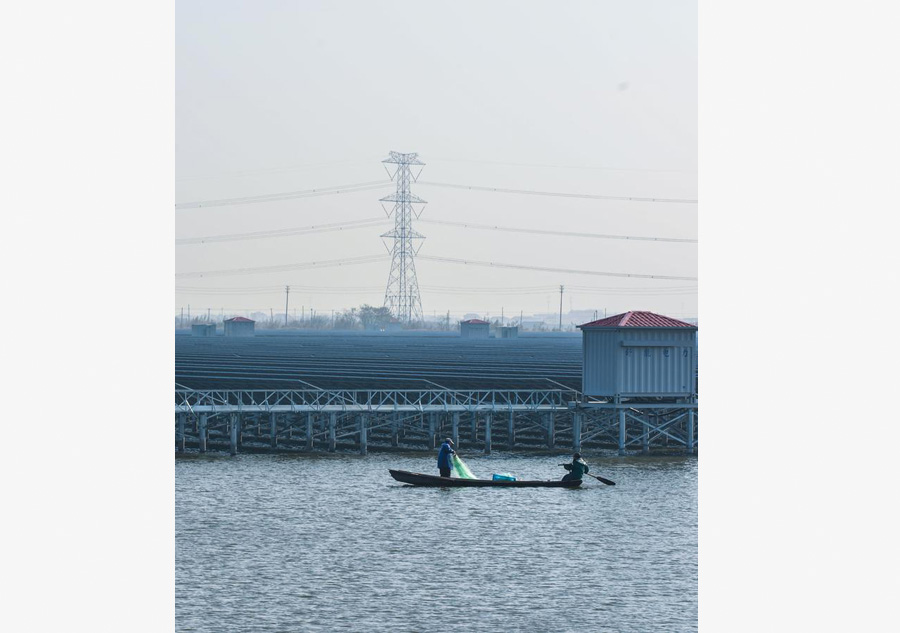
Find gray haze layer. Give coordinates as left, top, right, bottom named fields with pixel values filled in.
left=175, top=0, right=697, bottom=321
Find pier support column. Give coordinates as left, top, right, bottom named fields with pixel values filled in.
left=618, top=409, right=626, bottom=456
left=236, top=414, right=242, bottom=449
left=451, top=412, right=459, bottom=448
left=177, top=414, right=185, bottom=452
left=687, top=409, right=695, bottom=454
left=270, top=412, right=277, bottom=448
left=484, top=413, right=492, bottom=455
left=508, top=410, right=515, bottom=451
left=306, top=413, right=314, bottom=451
left=230, top=413, right=238, bottom=456
left=572, top=411, right=582, bottom=453
left=359, top=415, right=367, bottom=456
left=642, top=415, right=650, bottom=454
left=199, top=414, right=207, bottom=453
left=428, top=414, right=436, bottom=449
left=471, top=412, right=478, bottom=442
left=547, top=412, right=555, bottom=448
left=391, top=414, right=399, bottom=447
left=328, top=413, right=336, bottom=452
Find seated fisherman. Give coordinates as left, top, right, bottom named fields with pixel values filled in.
left=437, top=437, right=456, bottom=478
left=561, top=452, right=589, bottom=481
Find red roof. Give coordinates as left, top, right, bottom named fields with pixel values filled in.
left=461, top=319, right=490, bottom=325
left=225, top=316, right=255, bottom=323
left=578, top=311, right=696, bottom=329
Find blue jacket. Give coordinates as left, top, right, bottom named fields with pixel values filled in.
left=437, top=441, right=456, bottom=469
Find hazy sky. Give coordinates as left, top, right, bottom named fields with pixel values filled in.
left=175, top=0, right=697, bottom=321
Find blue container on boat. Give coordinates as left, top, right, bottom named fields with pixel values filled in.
left=492, top=473, right=516, bottom=482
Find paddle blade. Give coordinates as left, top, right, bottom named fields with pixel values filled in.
left=592, top=474, right=616, bottom=486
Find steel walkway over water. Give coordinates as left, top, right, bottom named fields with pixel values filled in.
left=175, top=332, right=696, bottom=456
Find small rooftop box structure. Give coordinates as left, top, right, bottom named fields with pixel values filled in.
left=224, top=316, right=255, bottom=337
left=498, top=325, right=518, bottom=339
left=191, top=323, right=216, bottom=337
left=578, top=311, right=697, bottom=398
left=460, top=319, right=490, bottom=339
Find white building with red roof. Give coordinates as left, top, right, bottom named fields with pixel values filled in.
left=577, top=311, right=697, bottom=398
left=459, top=318, right=490, bottom=339
left=224, top=316, right=256, bottom=337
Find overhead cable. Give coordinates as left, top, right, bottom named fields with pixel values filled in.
left=416, top=181, right=698, bottom=204
left=175, top=181, right=392, bottom=209
left=176, top=217, right=388, bottom=245
left=418, top=255, right=697, bottom=281
left=175, top=254, right=389, bottom=279
left=417, top=219, right=696, bottom=243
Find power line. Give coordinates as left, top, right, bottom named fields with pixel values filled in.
left=417, top=181, right=698, bottom=204
left=418, top=255, right=697, bottom=281
left=175, top=254, right=389, bottom=279
left=176, top=216, right=692, bottom=245
left=417, top=218, right=696, bottom=243
left=176, top=217, right=388, bottom=245
left=427, top=156, right=697, bottom=174
left=175, top=181, right=392, bottom=209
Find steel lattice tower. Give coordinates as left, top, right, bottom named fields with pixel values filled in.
left=380, top=151, right=427, bottom=324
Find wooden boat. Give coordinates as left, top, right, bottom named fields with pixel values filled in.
left=389, top=469, right=582, bottom=488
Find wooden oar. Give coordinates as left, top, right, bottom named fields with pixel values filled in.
left=586, top=472, right=616, bottom=486
left=558, top=464, right=616, bottom=486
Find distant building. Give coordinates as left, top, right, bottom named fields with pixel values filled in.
left=224, top=316, right=255, bottom=337
left=578, top=311, right=697, bottom=398
left=460, top=319, right=490, bottom=339
left=191, top=323, right=216, bottom=337
left=498, top=325, right=519, bottom=339
left=385, top=319, right=403, bottom=332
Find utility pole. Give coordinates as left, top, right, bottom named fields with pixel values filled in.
left=207, top=308, right=210, bottom=322
left=284, top=285, right=290, bottom=326
left=187, top=304, right=190, bottom=323
left=559, top=285, right=564, bottom=331
left=180, top=307, right=184, bottom=328
left=501, top=307, right=504, bottom=326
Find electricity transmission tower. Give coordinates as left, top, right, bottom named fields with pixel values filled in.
left=380, top=151, right=427, bottom=324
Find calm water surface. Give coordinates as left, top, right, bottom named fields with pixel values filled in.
left=176, top=452, right=697, bottom=632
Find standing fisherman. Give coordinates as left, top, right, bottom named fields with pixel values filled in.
left=437, top=437, right=456, bottom=478
left=560, top=452, right=590, bottom=482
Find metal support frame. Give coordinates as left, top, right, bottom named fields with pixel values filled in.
left=381, top=151, right=427, bottom=324
left=199, top=414, right=207, bottom=452
left=328, top=413, right=336, bottom=452
left=573, top=411, right=582, bottom=453
left=427, top=414, right=435, bottom=449
left=174, top=388, right=695, bottom=456
left=177, top=413, right=185, bottom=452
left=687, top=408, right=695, bottom=453
left=359, top=414, right=367, bottom=456
left=230, top=413, right=238, bottom=456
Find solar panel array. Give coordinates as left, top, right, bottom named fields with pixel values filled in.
left=175, top=331, right=583, bottom=391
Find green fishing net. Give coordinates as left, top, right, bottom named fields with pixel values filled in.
left=451, top=454, right=478, bottom=479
